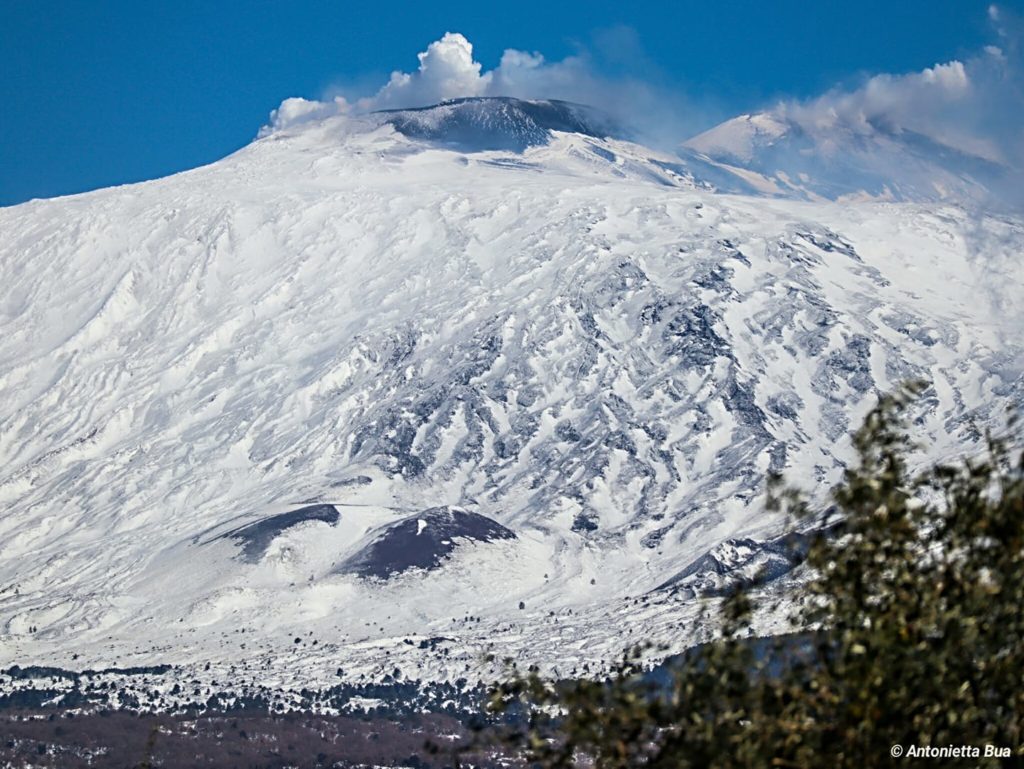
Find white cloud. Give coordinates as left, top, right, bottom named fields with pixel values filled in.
left=785, top=60, right=971, bottom=136
left=259, top=9, right=1023, bottom=175
left=362, top=32, right=490, bottom=111
left=258, top=96, right=351, bottom=137
left=352, top=32, right=609, bottom=112
left=777, top=32, right=1022, bottom=167
left=261, top=30, right=684, bottom=140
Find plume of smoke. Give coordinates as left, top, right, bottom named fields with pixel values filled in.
left=261, top=31, right=702, bottom=149
left=682, top=5, right=1023, bottom=210
left=365, top=33, right=489, bottom=110
left=774, top=5, right=1023, bottom=173
left=260, top=10, right=1023, bottom=207
left=259, top=96, right=352, bottom=137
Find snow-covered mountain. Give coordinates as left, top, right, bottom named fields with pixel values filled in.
left=1, top=97, right=1022, bottom=704
left=681, top=110, right=1017, bottom=205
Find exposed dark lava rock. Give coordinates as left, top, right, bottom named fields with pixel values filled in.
left=571, top=512, right=599, bottom=533
left=216, top=504, right=340, bottom=562
left=337, top=506, right=515, bottom=580
left=374, top=97, right=619, bottom=152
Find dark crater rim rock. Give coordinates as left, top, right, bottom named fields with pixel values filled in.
left=372, top=96, right=624, bottom=152
left=337, top=505, right=515, bottom=580
left=214, top=503, right=341, bottom=563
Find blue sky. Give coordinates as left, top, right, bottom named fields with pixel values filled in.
left=0, top=0, right=1014, bottom=205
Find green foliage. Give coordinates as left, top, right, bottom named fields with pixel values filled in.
left=485, top=384, right=1024, bottom=767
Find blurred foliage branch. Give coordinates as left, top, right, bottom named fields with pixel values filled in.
left=480, top=383, right=1024, bottom=768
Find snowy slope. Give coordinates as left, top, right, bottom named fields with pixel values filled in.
left=682, top=111, right=1017, bottom=205
left=1, top=99, right=1022, bottom=697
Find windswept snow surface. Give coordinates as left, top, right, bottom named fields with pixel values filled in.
left=1, top=102, right=1023, bottom=697
left=682, top=111, right=1017, bottom=205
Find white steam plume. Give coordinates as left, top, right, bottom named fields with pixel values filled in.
left=261, top=31, right=695, bottom=146
left=262, top=9, right=1023, bottom=186
left=772, top=4, right=1024, bottom=171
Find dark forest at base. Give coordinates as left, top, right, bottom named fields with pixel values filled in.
left=0, top=708, right=506, bottom=769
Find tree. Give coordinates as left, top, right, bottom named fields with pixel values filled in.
left=486, top=384, right=1024, bottom=767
